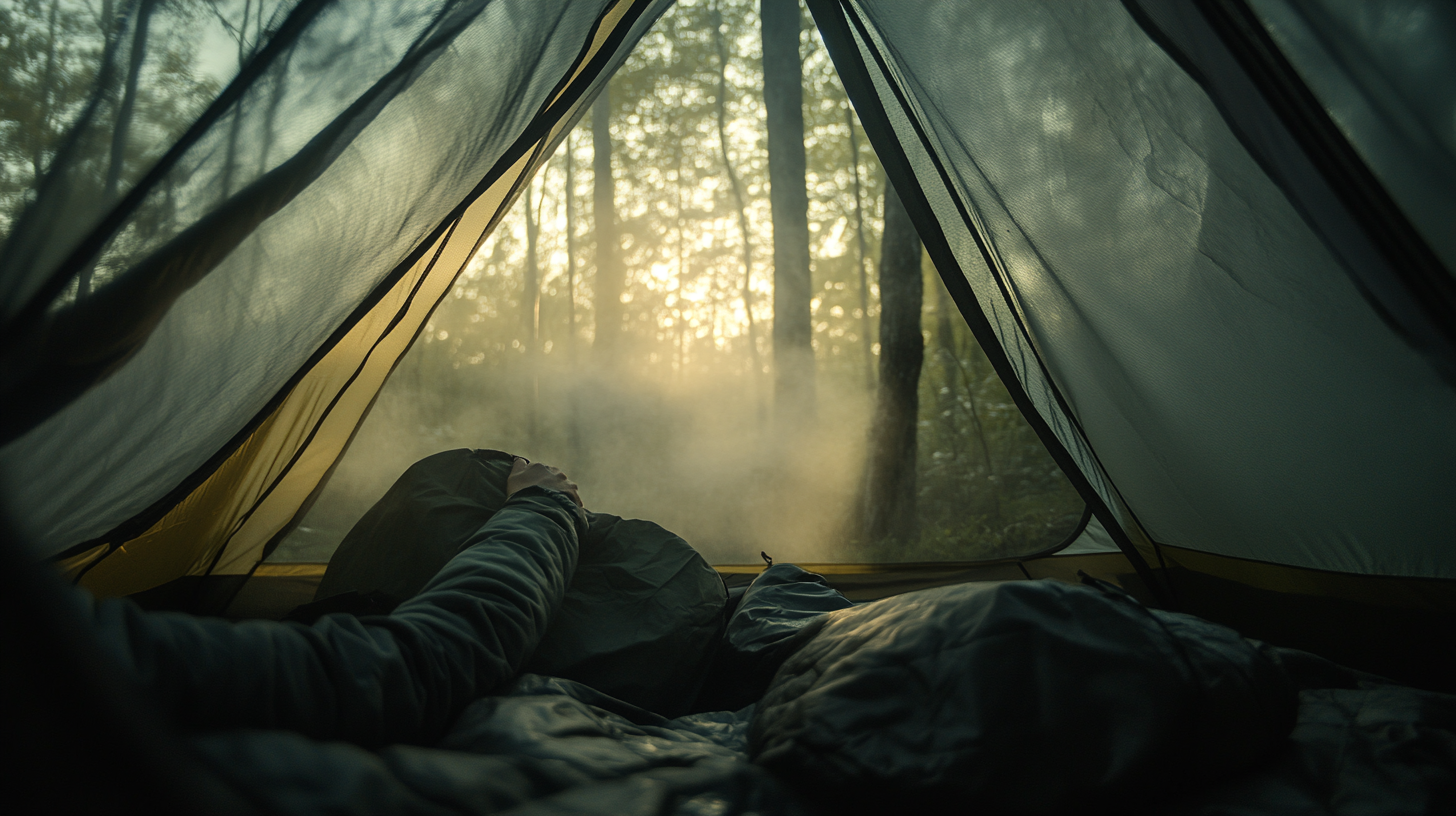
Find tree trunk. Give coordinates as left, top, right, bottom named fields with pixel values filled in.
left=563, top=134, right=583, bottom=467
left=104, top=0, right=154, bottom=200
left=523, top=173, right=542, bottom=446
left=591, top=91, right=624, bottom=361
left=961, top=337, right=1003, bottom=527
left=761, top=0, right=814, bottom=425
left=564, top=133, right=578, bottom=364
left=847, top=104, right=874, bottom=391
left=83, top=0, right=155, bottom=298
left=863, top=181, right=923, bottom=545
left=524, top=176, right=542, bottom=349
left=220, top=0, right=256, bottom=198
left=256, top=49, right=294, bottom=175
left=674, top=150, right=687, bottom=377
left=33, top=0, right=61, bottom=182
left=713, top=4, right=764, bottom=417
left=933, top=270, right=957, bottom=425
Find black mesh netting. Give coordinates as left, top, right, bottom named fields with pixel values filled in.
left=1, top=0, right=670, bottom=560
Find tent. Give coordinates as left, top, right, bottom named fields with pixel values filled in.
left=1, top=0, right=1453, bottom=805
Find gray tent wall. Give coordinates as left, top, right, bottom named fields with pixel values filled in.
left=0, top=0, right=1452, bottom=681
left=808, top=0, right=1455, bottom=578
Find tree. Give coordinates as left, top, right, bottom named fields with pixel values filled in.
left=563, top=132, right=579, bottom=364
left=522, top=170, right=544, bottom=444
left=102, top=0, right=156, bottom=200
left=0, top=0, right=101, bottom=228
left=712, top=0, right=764, bottom=414
left=760, top=0, right=813, bottom=425
left=0, top=0, right=217, bottom=291
left=862, top=181, right=923, bottom=545
left=0, top=0, right=89, bottom=295
left=591, top=90, right=624, bottom=361
left=561, top=134, right=586, bottom=466
left=82, top=0, right=159, bottom=297
left=847, top=103, right=873, bottom=390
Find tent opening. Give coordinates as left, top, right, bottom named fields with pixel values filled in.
left=267, top=0, right=1087, bottom=572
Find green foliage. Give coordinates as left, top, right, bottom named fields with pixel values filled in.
left=908, top=273, right=1084, bottom=561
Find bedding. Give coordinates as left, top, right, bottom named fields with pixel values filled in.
left=180, top=569, right=1456, bottom=816
left=74, top=453, right=1456, bottom=814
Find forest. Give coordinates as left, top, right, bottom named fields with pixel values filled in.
left=280, top=0, right=1084, bottom=565
left=1, top=0, right=1084, bottom=566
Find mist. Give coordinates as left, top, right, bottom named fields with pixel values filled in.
left=275, top=353, right=876, bottom=565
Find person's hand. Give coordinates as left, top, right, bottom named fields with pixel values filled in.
left=506, top=457, right=584, bottom=508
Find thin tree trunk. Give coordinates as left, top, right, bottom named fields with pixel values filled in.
left=931, top=273, right=974, bottom=507
left=847, top=104, right=874, bottom=391
left=220, top=0, right=255, bottom=198
left=591, top=91, right=624, bottom=361
left=256, top=49, right=293, bottom=174
left=712, top=4, right=764, bottom=417
left=524, top=178, right=542, bottom=347
left=564, top=134, right=583, bottom=467
left=84, top=0, right=155, bottom=297
left=33, top=0, right=61, bottom=182
left=523, top=173, right=543, bottom=446
left=103, top=0, right=154, bottom=199
left=761, top=0, right=814, bottom=426
left=862, top=181, right=923, bottom=545
left=565, top=133, right=577, bottom=364
left=934, top=271, right=958, bottom=424
left=674, top=152, right=687, bottom=378
left=959, top=343, right=1003, bottom=527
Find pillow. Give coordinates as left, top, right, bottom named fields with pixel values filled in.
left=692, top=564, right=854, bottom=713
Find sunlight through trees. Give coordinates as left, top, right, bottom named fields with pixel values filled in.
left=265, top=0, right=1083, bottom=566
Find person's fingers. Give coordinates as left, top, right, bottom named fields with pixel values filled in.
left=557, top=475, right=582, bottom=507
left=505, top=459, right=585, bottom=507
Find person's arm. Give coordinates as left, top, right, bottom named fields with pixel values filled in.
left=83, top=483, right=586, bottom=748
